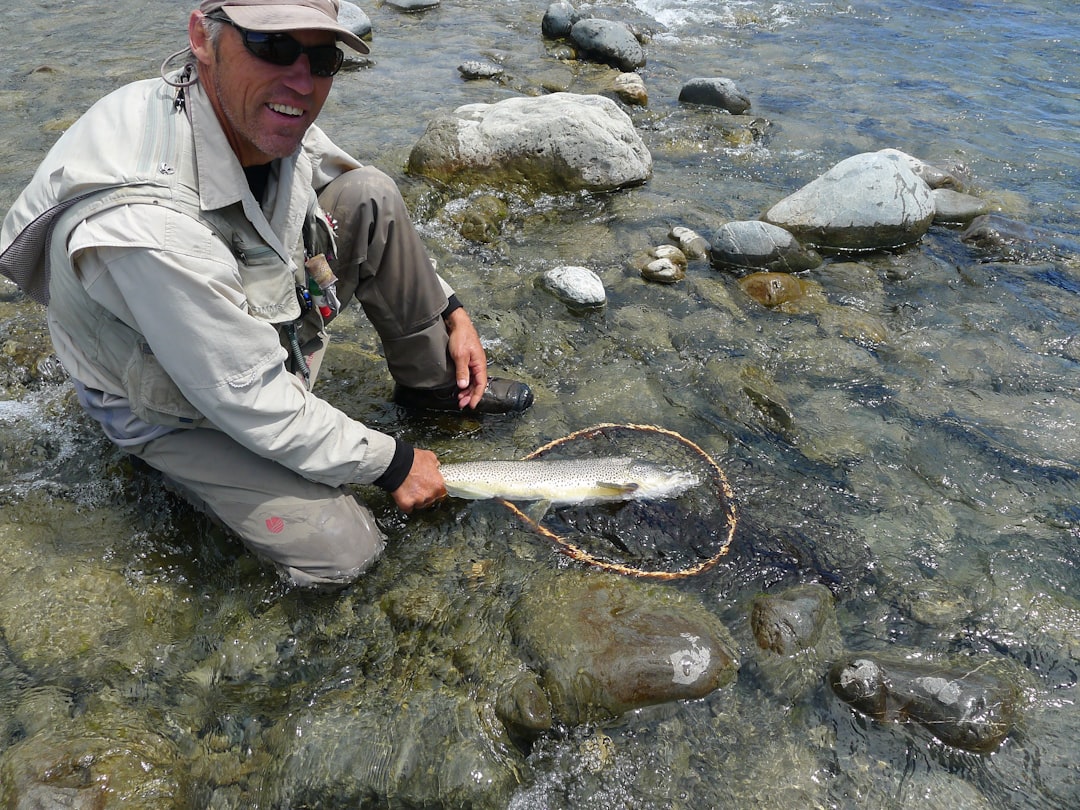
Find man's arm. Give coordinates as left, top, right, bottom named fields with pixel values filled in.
left=70, top=207, right=398, bottom=488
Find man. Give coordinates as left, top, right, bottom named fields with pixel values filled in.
left=0, top=0, right=533, bottom=586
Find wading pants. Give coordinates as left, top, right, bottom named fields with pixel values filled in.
left=129, top=167, right=456, bottom=586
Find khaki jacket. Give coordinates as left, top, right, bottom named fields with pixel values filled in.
left=0, top=73, right=399, bottom=487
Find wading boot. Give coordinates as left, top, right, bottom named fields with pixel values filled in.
left=393, top=377, right=534, bottom=415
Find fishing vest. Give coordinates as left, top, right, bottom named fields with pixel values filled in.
left=0, top=75, right=335, bottom=428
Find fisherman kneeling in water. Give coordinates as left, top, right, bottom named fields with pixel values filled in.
left=0, top=0, right=533, bottom=586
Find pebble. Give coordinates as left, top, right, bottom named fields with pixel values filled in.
left=613, top=72, right=648, bottom=105
left=642, top=258, right=684, bottom=283
left=635, top=245, right=688, bottom=284
left=670, top=226, right=711, bottom=259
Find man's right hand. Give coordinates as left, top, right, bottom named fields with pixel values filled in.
left=391, top=448, right=447, bottom=512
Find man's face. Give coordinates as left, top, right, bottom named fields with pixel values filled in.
left=190, top=13, right=335, bottom=166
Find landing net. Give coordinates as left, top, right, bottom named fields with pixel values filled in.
left=500, top=423, right=737, bottom=579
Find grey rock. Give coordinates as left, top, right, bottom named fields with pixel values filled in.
left=678, top=77, right=751, bottom=114
left=709, top=220, right=822, bottom=275
left=932, top=188, right=990, bottom=224
left=457, top=60, right=504, bottom=81
left=542, top=1, right=582, bottom=39
left=384, top=0, right=439, bottom=10
left=763, top=149, right=935, bottom=251
left=569, top=18, right=646, bottom=72
left=338, top=1, right=372, bottom=40
left=878, top=147, right=965, bottom=190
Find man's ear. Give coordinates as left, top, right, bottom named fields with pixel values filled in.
left=189, top=12, right=213, bottom=64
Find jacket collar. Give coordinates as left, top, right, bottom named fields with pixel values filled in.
left=187, top=78, right=300, bottom=261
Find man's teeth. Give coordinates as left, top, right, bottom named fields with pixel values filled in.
left=268, top=103, right=303, bottom=117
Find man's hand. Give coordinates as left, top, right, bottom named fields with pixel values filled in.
left=391, top=448, right=447, bottom=512
left=445, top=307, right=488, bottom=409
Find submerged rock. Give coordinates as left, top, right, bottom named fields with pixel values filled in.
left=738, top=272, right=819, bottom=309
left=0, top=708, right=189, bottom=809
left=829, top=652, right=1021, bottom=752
left=450, top=193, right=509, bottom=243
left=763, top=149, right=935, bottom=252
left=960, top=213, right=1080, bottom=259
left=407, top=93, right=652, bottom=193
left=273, top=688, right=523, bottom=809
left=511, top=570, right=738, bottom=725
left=751, top=583, right=839, bottom=656
left=750, top=583, right=843, bottom=699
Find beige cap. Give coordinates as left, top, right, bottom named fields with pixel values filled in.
left=199, top=0, right=369, bottom=54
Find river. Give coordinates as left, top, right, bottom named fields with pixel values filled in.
left=1, top=0, right=1078, bottom=807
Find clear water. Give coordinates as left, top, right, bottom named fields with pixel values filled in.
left=1, top=0, right=1079, bottom=807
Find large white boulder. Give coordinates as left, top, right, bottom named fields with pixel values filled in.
left=407, top=93, right=652, bottom=193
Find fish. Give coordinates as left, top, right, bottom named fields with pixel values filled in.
left=439, top=456, right=701, bottom=507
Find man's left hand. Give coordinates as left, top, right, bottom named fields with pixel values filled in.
left=445, top=308, right=488, bottom=409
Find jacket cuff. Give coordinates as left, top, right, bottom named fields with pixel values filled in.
left=373, top=438, right=415, bottom=492
left=442, top=294, right=464, bottom=319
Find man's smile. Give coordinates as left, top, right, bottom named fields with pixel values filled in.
left=268, top=102, right=304, bottom=117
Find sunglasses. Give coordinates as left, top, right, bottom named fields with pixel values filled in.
left=208, top=14, right=344, bottom=78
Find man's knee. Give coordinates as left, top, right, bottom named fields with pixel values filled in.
left=264, top=495, right=387, bottom=587
left=318, top=165, right=406, bottom=233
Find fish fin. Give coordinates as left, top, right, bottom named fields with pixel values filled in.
left=596, top=481, right=640, bottom=497
left=522, top=500, right=553, bottom=523
left=444, top=483, right=494, bottom=501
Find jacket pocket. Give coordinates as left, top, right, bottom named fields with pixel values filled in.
left=124, top=341, right=206, bottom=428
left=230, top=234, right=301, bottom=324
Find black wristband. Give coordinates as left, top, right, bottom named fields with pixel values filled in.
left=373, top=438, right=415, bottom=492
left=442, top=294, right=464, bottom=319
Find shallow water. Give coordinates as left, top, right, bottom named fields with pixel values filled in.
left=2, top=0, right=1080, bottom=808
